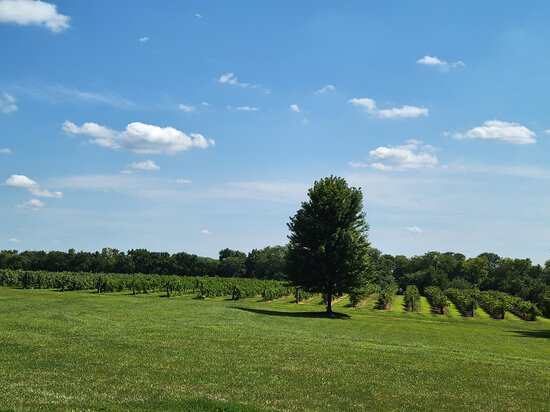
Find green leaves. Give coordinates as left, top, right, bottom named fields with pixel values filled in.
left=286, top=176, right=371, bottom=312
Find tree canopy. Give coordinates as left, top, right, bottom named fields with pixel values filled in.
left=286, top=176, right=371, bottom=313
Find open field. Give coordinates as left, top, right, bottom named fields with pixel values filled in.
left=0, top=287, right=549, bottom=411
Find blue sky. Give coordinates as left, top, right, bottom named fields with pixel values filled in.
left=1, top=1, right=549, bottom=263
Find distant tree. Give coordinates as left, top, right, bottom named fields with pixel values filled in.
left=246, top=246, right=287, bottom=280
left=286, top=176, right=371, bottom=313
left=217, top=249, right=246, bottom=277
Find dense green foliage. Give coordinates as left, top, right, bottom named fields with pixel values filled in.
left=0, top=245, right=288, bottom=280
left=424, top=286, right=448, bottom=314
left=377, top=283, right=398, bottom=309
left=1, top=247, right=548, bottom=315
left=286, top=176, right=371, bottom=313
left=349, top=284, right=381, bottom=307
left=0, top=269, right=295, bottom=301
left=1, top=287, right=548, bottom=411
left=404, top=285, right=421, bottom=312
left=446, top=288, right=479, bottom=317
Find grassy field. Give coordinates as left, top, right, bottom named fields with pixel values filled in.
left=0, top=287, right=549, bottom=411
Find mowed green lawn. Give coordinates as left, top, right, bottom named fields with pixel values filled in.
left=0, top=287, right=549, bottom=411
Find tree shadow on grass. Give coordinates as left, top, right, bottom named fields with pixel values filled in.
left=507, top=330, right=550, bottom=339
left=233, top=306, right=350, bottom=319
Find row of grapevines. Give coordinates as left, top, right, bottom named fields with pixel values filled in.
left=478, top=290, right=540, bottom=320
left=424, top=286, right=448, bottom=314
left=349, top=284, right=381, bottom=307
left=445, top=288, right=478, bottom=317
left=0, top=269, right=292, bottom=301
left=404, top=285, right=421, bottom=312
left=377, top=283, right=398, bottom=310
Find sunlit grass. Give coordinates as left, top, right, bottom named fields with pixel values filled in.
left=0, top=287, right=548, bottom=411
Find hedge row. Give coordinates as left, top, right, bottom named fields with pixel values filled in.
left=349, top=284, right=381, bottom=307
left=404, top=285, right=421, bottom=312
left=424, top=286, right=448, bottom=314
left=0, top=269, right=293, bottom=301
left=378, top=283, right=398, bottom=310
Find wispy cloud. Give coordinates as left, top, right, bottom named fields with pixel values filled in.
left=290, top=104, right=300, bottom=113
left=63, top=121, right=215, bottom=154
left=0, top=0, right=70, bottom=32
left=0, top=92, right=17, bottom=113
left=235, top=106, right=260, bottom=111
left=405, top=226, right=425, bottom=234
left=178, top=103, right=195, bottom=112
left=416, top=55, right=464, bottom=70
left=348, top=97, right=428, bottom=119
left=127, top=160, right=160, bottom=171
left=0, top=148, right=12, bottom=154
left=8, top=237, right=21, bottom=243
left=5, top=174, right=63, bottom=198
left=14, top=83, right=135, bottom=109
left=316, top=84, right=336, bottom=94
left=218, top=73, right=270, bottom=94
left=453, top=120, right=536, bottom=144
left=17, top=198, right=44, bottom=211
left=139, top=36, right=149, bottom=43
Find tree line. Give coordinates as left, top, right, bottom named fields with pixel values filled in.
left=0, top=247, right=548, bottom=315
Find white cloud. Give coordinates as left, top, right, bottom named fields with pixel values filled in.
left=178, top=104, right=195, bottom=112
left=453, top=120, right=536, bottom=144
left=176, top=178, right=192, bottom=184
left=236, top=106, right=260, bottom=111
left=127, top=160, right=160, bottom=171
left=218, top=72, right=269, bottom=93
left=290, top=104, right=300, bottom=113
left=201, top=101, right=210, bottom=106
left=5, top=174, right=37, bottom=188
left=544, top=129, right=550, bottom=134
left=316, top=84, right=336, bottom=94
left=405, top=226, right=425, bottom=234
left=200, top=229, right=210, bottom=235
left=62, top=121, right=116, bottom=139
left=63, top=121, right=215, bottom=154
left=17, top=198, right=44, bottom=210
left=0, top=0, right=69, bottom=32
left=195, top=13, right=202, bottom=18
left=8, top=237, right=21, bottom=243
left=139, top=36, right=149, bottom=42
left=219, top=72, right=248, bottom=87
left=0, top=148, right=12, bottom=154
left=417, top=55, right=464, bottom=70
left=5, top=174, right=63, bottom=198
left=351, top=141, right=438, bottom=171
left=348, top=97, right=428, bottom=119
left=0, top=92, right=18, bottom=113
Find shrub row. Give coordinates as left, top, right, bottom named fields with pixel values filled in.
left=0, top=269, right=292, bottom=301
left=404, top=285, right=421, bottom=312
left=445, top=288, right=478, bottom=317
left=349, top=284, right=381, bottom=307
left=424, top=286, right=448, bottom=314
left=445, top=288, right=540, bottom=320
left=378, top=283, right=398, bottom=310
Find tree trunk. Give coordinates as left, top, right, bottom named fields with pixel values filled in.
left=326, top=292, right=333, bottom=313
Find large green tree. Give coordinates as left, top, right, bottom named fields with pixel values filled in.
left=286, top=176, right=371, bottom=313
